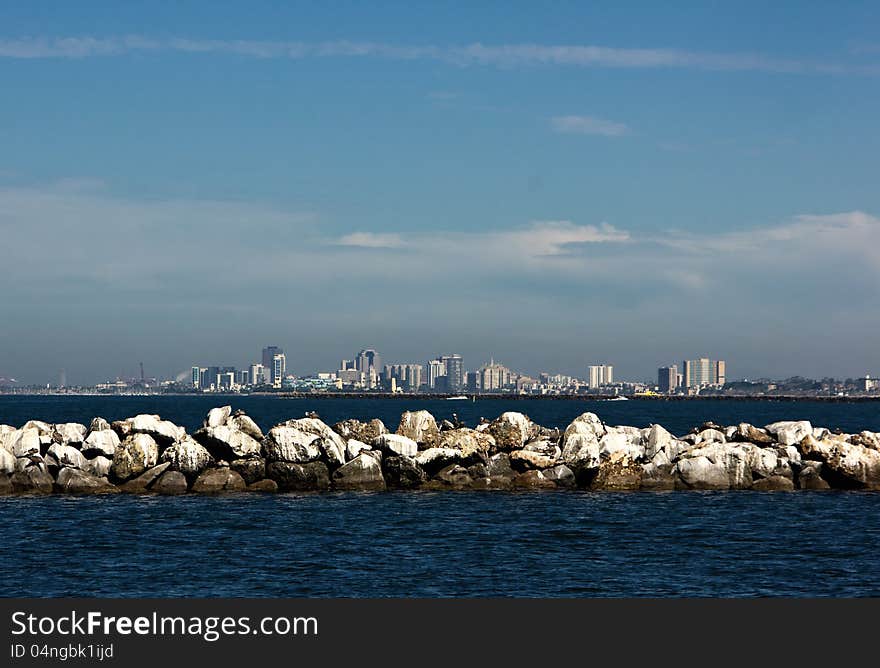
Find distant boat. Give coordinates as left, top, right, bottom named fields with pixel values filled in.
left=606, top=396, right=629, bottom=401
left=445, top=395, right=470, bottom=400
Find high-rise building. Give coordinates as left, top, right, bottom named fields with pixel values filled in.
left=428, top=359, right=446, bottom=389
left=202, top=366, right=220, bottom=390
left=479, top=360, right=511, bottom=392
left=249, top=363, right=267, bottom=386
left=262, top=346, right=283, bottom=371
left=440, top=355, right=464, bottom=393
left=191, top=366, right=201, bottom=389
left=682, top=358, right=726, bottom=388
left=587, top=364, right=613, bottom=389
left=658, top=365, right=678, bottom=393
left=356, top=349, right=382, bottom=375
left=272, top=353, right=286, bottom=389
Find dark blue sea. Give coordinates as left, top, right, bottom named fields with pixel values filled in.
left=2, top=396, right=879, bottom=598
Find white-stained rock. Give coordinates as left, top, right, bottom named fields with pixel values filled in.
left=644, top=424, right=675, bottom=459
left=332, top=452, right=386, bottom=491
left=262, top=425, right=323, bottom=463
left=206, top=406, right=232, bottom=428
left=697, top=428, right=726, bottom=444
left=198, top=424, right=262, bottom=459
left=599, top=431, right=644, bottom=462
left=10, top=429, right=41, bottom=457
left=82, top=429, right=120, bottom=457
left=111, top=433, right=159, bottom=481
left=485, top=412, right=537, bottom=450
left=561, top=432, right=601, bottom=471
left=345, top=439, right=371, bottom=460
left=129, top=414, right=186, bottom=445
left=0, top=425, right=16, bottom=454
left=0, top=448, right=14, bottom=474
left=53, top=423, right=87, bottom=446
left=280, top=418, right=346, bottom=467
left=83, top=455, right=112, bottom=478
left=374, top=433, right=419, bottom=458
left=55, top=467, right=118, bottom=494
left=439, top=428, right=495, bottom=459
left=674, top=456, right=731, bottom=490
left=509, top=449, right=558, bottom=470
left=47, top=443, right=87, bottom=470
left=765, top=421, right=812, bottom=447
left=161, top=437, right=215, bottom=476
left=414, top=447, right=466, bottom=472
left=396, top=410, right=440, bottom=447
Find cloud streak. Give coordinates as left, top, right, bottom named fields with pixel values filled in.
left=550, top=115, right=629, bottom=137
left=1, top=36, right=877, bottom=75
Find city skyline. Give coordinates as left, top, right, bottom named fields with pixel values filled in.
left=2, top=4, right=880, bottom=384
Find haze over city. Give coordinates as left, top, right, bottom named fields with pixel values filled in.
left=2, top=2, right=880, bottom=385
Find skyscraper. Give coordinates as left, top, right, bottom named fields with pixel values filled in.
left=658, top=365, right=678, bottom=393
left=682, top=358, right=726, bottom=388
left=587, top=364, right=613, bottom=389
left=440, top=354, right=464, bottom=393
left=356, top=349, right=382, bottom=375
left=191, top=366, right=201, bottom=389
left=428, top=359, right=446, bottom=389
left=479, top=359, right=511, bottom=392
left=262, top=346, right=284, bottom=385
left=272, top=353, right=286, bottom=389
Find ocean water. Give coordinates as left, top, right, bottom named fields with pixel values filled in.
left=2, top=396, right=880, bottom=598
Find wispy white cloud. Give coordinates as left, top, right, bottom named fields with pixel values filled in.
left=335, top=232, right=406, bottom=249
left=0, top=36, right=876, bottom=75
left=550, top=115, right=629, bottom=137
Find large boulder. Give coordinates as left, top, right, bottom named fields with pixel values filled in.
left=374, top=433, right=418, bottom=458
left=644, top=424, right=677, bottom=459
left=591, top=459, right=643, bottom=491
left=195, top=424, right=262, bottom=460
left=0, top=448, right=15, bottom=474
left=333, top=418, right=386, bottom=444
left=732, top=423, right=774, bottom=445
left=438, top=428, right=494, bottom=460
left=396, top=410, right=440, bottom=448
left=262, top=426, right=323, bottom=463
left=53, top=423, right=87, bottom=446
left=796, top=461, right=831, bottom=490
left=821, top=444, right=880, bottom=489
left=345, top=439, right=371, bottom=461
left=205, top=406, right=232, bottom=428
left=83, top=455, right=113, bottom=478
left=332, top=452, right=386, bottom=491
left=266, top=461, right=331, bottom=491
left=119, top=463, right=171, bottom=493
left=10, top=467, right=54, bottom=494
left=752, top=476, right=795, bottom=491
left=273, top=418, right=346, bottom=468
left=509, top=449, right=558, bottom=471
left=765, top=421, right=812, bottom=447
left=54, top=467, right=118, bottom=494
left=679, top=442, right=753, bottom=489
left=47, top=443, right=87, bottom=470
left=511, top=469, right=557, bottom=490
left=230, top=458, right=266, bottom=485
left=10, top=429, right=41, bottom=457
left=247, top=479, right=279, bottom=493
left=382, top=456, right=427, bottom=489
left=428, top=464, right=473, bottom=490
left=152, top=470, right=188, bottom=495
left=0, top=474, right=12, bottom=495
left=598, top=430, right=644, bottom=462
left=0, top=425, right=16, bottom=453
left=414, top=447, right=471, bottom=475
left=82, top=429, right=120, bottom=458
left=161, top=438, right=215, bottom=477
left=674, top=456, right=731, bottom=490
left=192, top=468, right=247, bottom=493
left=110, top=433, right=159, bottom=482
left=482, top=412, right=537, bottom=451
left=542, top=464, right=577, bottom=489
left=127, top=414, right=186, bottom=446
left=640, top=463, right=676, bottom=490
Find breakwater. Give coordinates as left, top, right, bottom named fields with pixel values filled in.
left=1, top=406, right=879, bottom=494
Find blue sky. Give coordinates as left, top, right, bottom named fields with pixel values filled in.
left=1, top=2, right=879, bottom=384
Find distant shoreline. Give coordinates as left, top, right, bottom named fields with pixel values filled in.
left=2, top=392, right=878, bottom=403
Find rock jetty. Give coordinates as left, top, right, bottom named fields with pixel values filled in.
left=1, top=408, right=878, bottom=494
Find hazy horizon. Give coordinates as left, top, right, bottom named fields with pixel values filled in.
left=2, top=3, right=879, bottom=384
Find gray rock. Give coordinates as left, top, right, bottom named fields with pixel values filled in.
left=430, top=464, right=473, bottom=489
left=0, top=474, right=12, bottom=495
left=591, top=460, right=643, bottom=491
left=796, top=462, right=831, bottom=490
left=54, top=467, right=118, bottom=494
left=10, top=467, right=54, bottom=494
left=512, top=469, right=556, bottom=490
left=332, top=418, right=386, bottom=443
left=119, top=463, right=172, bottom=493
left=230, top=458, right=266, bottom=485
left=332, top=452, right=386, bottom=491
left=674, top=456, right=731, bottom=490
left=483, top=412, right=536, bottom=451
left=152, top=470, right=188, bottom=495
left=383, top=456, right=427, bottom=489
left=247, top=479, right=279, bottom=493
left=110, top=433, right=159, bottom=482
left=733, top=423, right=774, bottom=445
left=438, top=428, right=495, bottom=459
left=266, top=461, right=330, bottom=491
left=192, top=468, right=247, bottom=493
left=414, top=447, right=469, bottom=475
left=640, top=463, right=676, bottom=490
left=751, top=475, right=795, bottom=491
left=396, top=410, right=440, bottom=448
left=542, top=464, right=576, bottom=489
